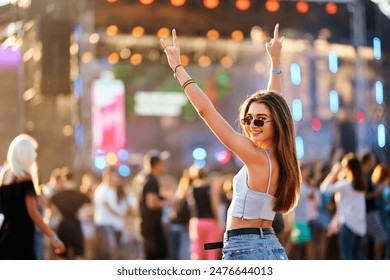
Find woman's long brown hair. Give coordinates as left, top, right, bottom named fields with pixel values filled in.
left=342, top=153, right=367, bottom=192
left=239, top=91, right=301, bottom=213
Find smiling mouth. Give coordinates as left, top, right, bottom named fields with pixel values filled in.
left=250, top=130, right=262, bottom=136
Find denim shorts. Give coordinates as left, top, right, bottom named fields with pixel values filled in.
left=222, top=228, right=288, bottom=260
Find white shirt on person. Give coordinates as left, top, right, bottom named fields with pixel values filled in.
left=321, top=179, right=366, bottom=236
left=93, top=183, right=118, bottom=227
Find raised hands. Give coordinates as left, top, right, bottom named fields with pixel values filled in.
left=265, top=23, right=284, bottom=60
left=160, top=29, right=181, bottom=72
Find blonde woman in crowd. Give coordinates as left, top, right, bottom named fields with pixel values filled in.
left=0, top=134, right=65, bottom=259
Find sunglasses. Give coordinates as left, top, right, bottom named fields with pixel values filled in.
left=240, top=117, right=273, bottom=127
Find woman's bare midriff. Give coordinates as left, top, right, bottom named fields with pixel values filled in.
left=226, top=216, right=273, bottom=230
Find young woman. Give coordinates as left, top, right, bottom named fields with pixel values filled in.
left=161, top=24, right=300, bottom=260
left=320, top=153, right=367, bottom=260
left=0, top=134, right=65, bottom=259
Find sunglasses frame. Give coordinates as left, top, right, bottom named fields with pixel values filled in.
left=241, top=117, right=272, bottom=127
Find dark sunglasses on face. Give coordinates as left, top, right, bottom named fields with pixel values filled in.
left=240, top=117, right=272, bottom=127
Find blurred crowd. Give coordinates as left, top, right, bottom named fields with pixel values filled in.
left=1, top=148, right=389, bottom=260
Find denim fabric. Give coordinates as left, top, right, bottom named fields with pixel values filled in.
left=95, top=225, right=119, bottom=260
left=222, top=232, right=288, bottom=260
left=169, top=223, right=191, bottom=260
left=339, top=224, right=364, bottom=260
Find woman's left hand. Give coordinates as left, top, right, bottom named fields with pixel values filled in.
left=160, top=29, right=181, bottom=71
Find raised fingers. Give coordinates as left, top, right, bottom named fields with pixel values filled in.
left=172, top=29, right=179, bottom=48
left=273, top=23, right=279, bottom=40
left=160, top=38, right=168, bottom=50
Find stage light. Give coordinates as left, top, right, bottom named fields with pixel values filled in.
left=170, top=0, right=186, bottom=7
left=198, top=55, right=211, bottom=67
left=118, top=164, right=131, bottom=177
left=215, top=150, right=232, bottom=164
left=106, top=0, right=118, bottom=3
left=356, top=111, right=365, bottom=123
left=295, top=136, right=304, bottom=159
left=311, top=118, right=322, bottom=131
left=329, top=90, right=339, bottom=113
left=375, top=81, right=384, bottom=104
left=108, top=52, right=119, bottom=64
left=139, top=0, right=154, bottom=5
left=106, top=152, right=118, bottom=165
left=377, top=124, right=386, bottom=148
left=81, top=52, right=93, bottom=63
left=231, top=30, right=244, bottom=41
left=203, top=0, right=219, bottom=9
left=296, top=1, right=309, bottom=14
left=194, top=160, right=206, bottom=168
left=236, top=0, right=250, bottom=11
left=221, top=56, right=234, bottom=68
left=181, top=55, right=190, bottom=66
left=292, top=99, right=303, bottom=122
left=328, top=51, right=338, bottom=73
left=89, top=33, right=100, bottom=44
left=130, top=53, right=143, bottom=65
left=373, top=37, right=382, bottom=60
left=106, top=25, right=118, bottom=36
left=157, top=27, right=170, bottom=38
left=325, top=2, right=337, bottom=15
left=117, top=149, right=129, bottom=161
left=94, top=156, right=106, bottom=170
left=193, top=147, right=207, bottom=161
left=290, top=63, right=301, bottom=85
left=207, top=29, right=220, bottom=40
left=132, top=26, right=145, bottom=37
left=265, top=0, right=279, bottom=13
left=120, top=48, right=131, bottom=59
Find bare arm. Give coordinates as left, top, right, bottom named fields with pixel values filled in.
left=146, top=192, right=166, bottom=210
left=103, top=201, right=124, bottom=217
left=161, top=30, right=263, bottom=164
left=365, top=184, right=385, bottom=200
left=266, top=24, right=284, bottom=94
left=25, top=194, right=65, bottom=254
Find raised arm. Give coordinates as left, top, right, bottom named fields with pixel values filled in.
left=160, top=30, right=256, bottom=163
left=266, top=24, right=284, bottom=94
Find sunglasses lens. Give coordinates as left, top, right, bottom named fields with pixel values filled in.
left=253, top=119, right=264, bottom=127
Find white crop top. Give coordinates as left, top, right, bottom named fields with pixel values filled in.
left=227, top=149, right=276, bottom=220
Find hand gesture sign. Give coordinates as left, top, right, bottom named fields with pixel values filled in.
left=266, top=23, right=284, bottom=60
left=160, top=29, right=181, bottom=72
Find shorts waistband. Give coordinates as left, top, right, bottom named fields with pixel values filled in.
left=226, top=227, right=275, bottom=238
left=204, top=228, right=275, bottom=250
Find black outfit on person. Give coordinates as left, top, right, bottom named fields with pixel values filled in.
left=139, top=174, right=168, bottom=260
left=0, top=180, right=36, bottom=260
left=51, top=189, right=90, bottom=258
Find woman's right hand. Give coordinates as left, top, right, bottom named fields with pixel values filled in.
left=160, top=29, right=181, bottom=72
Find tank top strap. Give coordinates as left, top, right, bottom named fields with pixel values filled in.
left=263, top=148, right=272, bottom=194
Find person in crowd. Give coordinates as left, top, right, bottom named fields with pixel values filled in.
left=79, top=172, right=98, bottom=260
left=187, top=164, right=221, bottom=260
left=137, top=150, right=173, bottom=260
left=0, top=134, right=65, bottom=259
left=370, top=162, right=390, bottom=259
left=50, top=168, right=91, bottom=259
left=360, top=151, right=388, bottom=259
left=161, top=23, right=300, bottom=260
left=320, top=153, right=367, bottom=260
left=285, top=163, right=315, bottom=260
left=168, top=167, right=192, bottom=260
left=93, top=166, right=123, bottom=259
